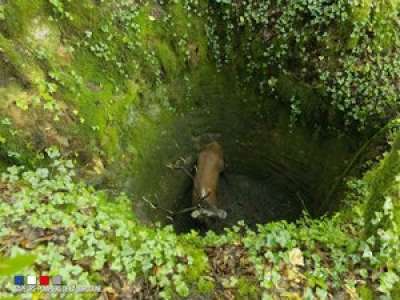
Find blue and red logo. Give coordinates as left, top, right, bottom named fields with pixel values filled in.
left=14, top=275, right=62, bottom=286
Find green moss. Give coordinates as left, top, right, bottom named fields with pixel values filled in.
left=275, top=73, right=325, bottom=124
left=0, top=125, right=36, bottom=167
left=357, top=285, right=374, bottom=300
left=0, top=84, right=41, bottom=167
left=135, top=4, right=164, bottom=38
left=25, top=17, right=61, bottom=54
left=365, top=133, right=400, bottom=235
left=196, top=276, right=215, bottom=295
left=348, top=0, right=400, bottom=50
left=3, top=0, right=45, bottom=38
left=370, top=0, right=400, bottom=50
left=392, top=284, right=400, bottom=300
left=0, top=33, right=45, bottom=85
left=59, top=1, right=101, bottom=32
left=154, top=41, right=179, bottom=78
left=180, top=244, right=208, bottom=282
left=124, top=109, right=194, bottom=219
left=169, top=2, right=208, bottom=63
left=350, top=0, right=372, bottom=24
left=71, top=49, right=117, bottom=86
left=236, top=277, right=259, bottom=299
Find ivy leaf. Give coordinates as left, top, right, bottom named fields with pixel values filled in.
left=378, top=271, right=400, bottom=294
left=175, top=281, right=189, bottom=297
left=0, top=255, right=36, bottom=276
left=383, top=197, right=393, bottom=215
left=316, top=288, right=328, bottom=300
left=362, top=245, right=373, bottom=259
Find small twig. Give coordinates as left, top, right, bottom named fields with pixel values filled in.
left=179, top=166, right=194, bottom=180
left=166, top=157, right=211, bottom=203
left=141, top=196, right=174, bottom=215
left=296, top=191, right=309, bottom=215
left=141, top=195, right=203, bottom=220
left=141, top=196, right=157, bottom=209
left=166, top=157, right=195, bottom=180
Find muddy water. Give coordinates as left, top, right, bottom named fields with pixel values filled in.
left=173, top=171, right=305, bottom=233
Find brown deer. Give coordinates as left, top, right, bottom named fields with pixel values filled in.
left=192, top=141, right=227, bottom=222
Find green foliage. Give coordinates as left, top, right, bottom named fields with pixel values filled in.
left=0, top=255, right=36, bottom=276
left=365, top=131, right=400, bottom=234
left=0, top=149, right=206, bottom=299
left=289, top=95, right=302, bottom=131
left=203, top=0, right=400, bottom=129
left=236, top=277, right=258, bottom=298
left=2, top=0, right=45, bottom=38
left=196, top=276, right=215, bottom=294
left=49, top=0, right=73, bottom=21
left=0, top=254, right=35, bottom=300
left=0, top=144, right=399, bottom=298
left=0, top=33, right=44, bottom=85
left=0, top=6, right=5, bottom=21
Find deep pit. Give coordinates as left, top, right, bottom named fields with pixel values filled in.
left=128, top=108, right=370, bottom=235
left=127, top=70, right=371, bottom=234
left=173, top=166, right=307, bottom=233
left=169, top=124, right=366, bottom=233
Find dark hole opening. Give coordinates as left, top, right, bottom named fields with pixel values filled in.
left=172, top=167, right=308, bottom=234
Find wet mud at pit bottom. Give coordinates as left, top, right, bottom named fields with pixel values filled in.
left=173, top=171, right=306, bottom=234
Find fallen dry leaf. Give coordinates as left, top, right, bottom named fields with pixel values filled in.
left=288, top=248, right=304, bottom=267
